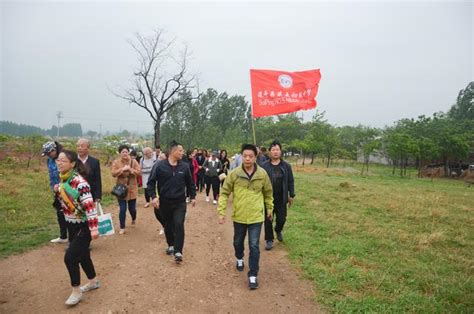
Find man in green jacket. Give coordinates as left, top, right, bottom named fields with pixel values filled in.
left=217, top=144, right=273, bottom=290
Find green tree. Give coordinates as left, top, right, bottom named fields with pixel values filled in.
left=15, top=135, right=46, bottom=168
left=448, top=81, right=474, bottom=121
left=357, top=127, right=381, bottom=175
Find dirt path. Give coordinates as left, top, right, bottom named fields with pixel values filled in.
left=0, top=194, right=320, bottom=313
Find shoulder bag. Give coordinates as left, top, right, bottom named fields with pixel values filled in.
left=111, top=160, right=132, bottom=199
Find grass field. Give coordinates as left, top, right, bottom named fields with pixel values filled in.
left=0, top=155, right=116, bottom=258
left=285, top=162, right=473, bottom=313
left=1, top=156, right=472, bottom=312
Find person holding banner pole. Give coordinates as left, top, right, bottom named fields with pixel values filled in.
left=261, top=140, right=295, bottom=250
left=55, top=150, right=100, bottom=306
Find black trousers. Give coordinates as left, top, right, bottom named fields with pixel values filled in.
left=159, top=199, right=187, bottom=254
left=64, top=223, right=96, bottom=287
left=264, top=197, right=287, bottom=241
left=197, top=169, right=205, bottom=192
left=53, top=197, right=68, bottom=239
left=153, top=207, right=165, bottom=228
left=205, top=176, right=220, bottom=199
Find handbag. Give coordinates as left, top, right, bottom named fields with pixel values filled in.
left=218, top=173, right=227, bottom=181
left=111, top=160, right=133, bottom=199
left=97, top=202, right=115, bottom=236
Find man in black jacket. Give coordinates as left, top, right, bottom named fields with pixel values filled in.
left=77, top=138, right=102, bottom=202
left=147, top=141, right=196, bottom=263
left=261, top=140, right=295, bottom=250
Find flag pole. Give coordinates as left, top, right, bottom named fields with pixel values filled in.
left=252, top=118, right=257, bottom=145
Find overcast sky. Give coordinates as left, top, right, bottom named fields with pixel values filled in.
left=1, top=1, right=472, bottom=134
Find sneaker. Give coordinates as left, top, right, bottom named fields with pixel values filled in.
left=144, top=203, right=150, bottom=208
left=51, top=237, right=68, bottom=244
left=186, top=197, right=190, bottom=203
left=276, top=232, right=283, bottom=242
left=174, top=252, right=183, bottom=263
left=65, top=292, right=82, bottom=306
left=159, top=228, right=165, bottom=235
left=212, top=200, right=217, bottom=205
left=166, top=246, right=174, bottom=255
left=248, top=276, right=259, bottom=290
left=80, top=280, right=101, bottom=293
left=236, top=259, right=244, bottom=272
left=205, top=196, right=210, bottom=202
left=265, top=240, right=273, bottom=251
left=119, top=229, right=125, bottom=235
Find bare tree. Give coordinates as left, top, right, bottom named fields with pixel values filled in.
left=115, top=29, right=197, bottom=147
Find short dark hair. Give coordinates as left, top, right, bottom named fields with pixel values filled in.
left=269, top=140, right=282, bottom=151
left=155, top=145, right=161, bottom=149
left=241, top=143, right=257, bottom=156
left=169, top=140, right=182, bottom=152
left=118, top=144, right=129, bottom=153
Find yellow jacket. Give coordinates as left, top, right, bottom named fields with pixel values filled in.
left=217, top=164, right=273, bottom=224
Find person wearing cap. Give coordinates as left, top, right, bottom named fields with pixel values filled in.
left=217, top=143, right=273, bottom=290
left=42, top=141, right=68, bottom=243
left=202, top=150, right=222, bottom=205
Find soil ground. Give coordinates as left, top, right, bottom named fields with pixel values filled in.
left=0, top=194, right=321, bottom=313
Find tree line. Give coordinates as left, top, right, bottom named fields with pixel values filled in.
left=0, top=121, right=83, bottom=137
left=160, top=82, right=473, bottom=176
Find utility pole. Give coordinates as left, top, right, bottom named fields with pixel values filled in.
left=56, top=111, right=63, bottom=139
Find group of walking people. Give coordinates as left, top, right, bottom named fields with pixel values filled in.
left=42, top=138, right=295, bottom=306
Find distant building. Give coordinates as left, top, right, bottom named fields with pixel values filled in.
left=357, top=149, right=390, bottom=165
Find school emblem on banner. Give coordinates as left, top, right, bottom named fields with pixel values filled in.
left=250, top=69, right=322, bottom=118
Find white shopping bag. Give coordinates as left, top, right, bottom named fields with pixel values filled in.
left=97, top=202, right=115, bottom=236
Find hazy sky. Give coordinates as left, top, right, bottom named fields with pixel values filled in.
left=1, top=1, right=472, bottom=134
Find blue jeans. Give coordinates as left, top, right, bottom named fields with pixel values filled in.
left=118, top=199, right=137, bottom=229
left=233, top=222, right=263, bottom=277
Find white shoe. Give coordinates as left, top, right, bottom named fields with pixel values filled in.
left=65, top=292, right=82, bottom=306
left=144, top=203, right=150, bottom=208
left=206, top=196, right=210, bottom=202
left=213, top=200, right=217, bottom=205
left=80, top=280, right=101, bottom=293
left=119, top=229, right=125, bottom=235
left=50, top=237, right=68, bottom=243
left=186, top=197, right=190, bottom=203
left=159, top=228, right=164, bottom=235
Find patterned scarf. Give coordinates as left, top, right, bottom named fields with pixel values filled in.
left=59, top=170, right=85, bottom=220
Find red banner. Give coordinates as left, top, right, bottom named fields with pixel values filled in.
left=250, top=69, right=321, bottom=118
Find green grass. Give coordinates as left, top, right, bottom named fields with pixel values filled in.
left=0, top=158, right=115, bottom=258
left=285, top=162, right=473, bottom=313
